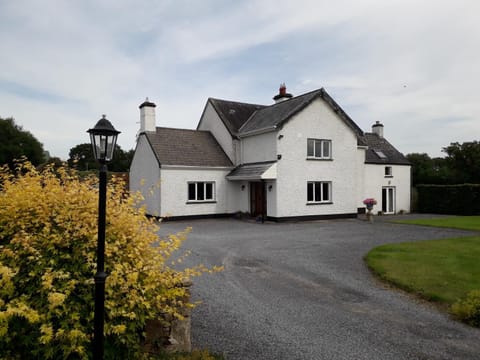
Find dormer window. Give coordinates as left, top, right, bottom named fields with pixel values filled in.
left=307, top=139, right=332, bottom=159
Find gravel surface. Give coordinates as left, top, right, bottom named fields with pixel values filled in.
left=158, top=216, right=480, bottom=360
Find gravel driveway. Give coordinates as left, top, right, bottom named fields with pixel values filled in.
left=158, top=216, right=480, bottom=360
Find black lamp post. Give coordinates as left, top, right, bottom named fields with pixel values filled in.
left=87, top=115, right=120, bottom=360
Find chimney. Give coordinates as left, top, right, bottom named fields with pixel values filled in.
left=372, top=121, right=384, bottom=138
left=139, top=97, right=156, bottom=132
left=273, top=83, right=293, bottom=104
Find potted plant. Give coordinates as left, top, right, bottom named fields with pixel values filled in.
left=363, top=198, right=377, bottom=222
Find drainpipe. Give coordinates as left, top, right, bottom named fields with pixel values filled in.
left=262, top=179, right=266, bottom=224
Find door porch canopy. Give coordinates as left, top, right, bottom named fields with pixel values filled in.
left=226, top=161, right=277, bottom=181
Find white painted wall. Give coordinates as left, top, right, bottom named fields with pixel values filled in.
left=241, top=131, right=277, bottom=164
left=363, top=164, right=411, bottom=213
left=129, top=135, right=161, bottom=216
left=356, top=147, right=367, bottom=207
left=231, top=180, right=250, bottom=213
left=159, top=166, right=239, bottom=217
left=197, top=102, right=236, bottom=164
left=275, top=98, right=360, bottom=217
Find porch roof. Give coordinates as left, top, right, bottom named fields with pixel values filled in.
left=226, top=161, right=277, bottom=180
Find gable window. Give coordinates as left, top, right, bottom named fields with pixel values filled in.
left=385, top=166, right=393, bottom=177
left=307, top=139, right=332, bottom=159
left=187, top=182, right=215, bottom=202
left=307, top=181, right=332, bottom=204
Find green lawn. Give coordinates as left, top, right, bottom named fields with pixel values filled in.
left=366, top=216, right=480, bottom=325
left=367, top=216, right=480, bottom=303
left=365, top=236, right=480, bottom=304
left=394, top=215, right=480, bottom=232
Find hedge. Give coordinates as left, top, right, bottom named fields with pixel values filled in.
left=416, top=184, right=480, bottom=215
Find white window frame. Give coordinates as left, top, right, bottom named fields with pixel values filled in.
left=187, top=181, right=215, bottom=202
left=307, top=139, right=332, bottom=159
left=307, top=181, right=332, bottom=204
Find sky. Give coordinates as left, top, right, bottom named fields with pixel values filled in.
left=1, top=0, right=479, bottom=160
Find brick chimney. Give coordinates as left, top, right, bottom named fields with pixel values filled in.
left=139, top=98, right=156, bottom=133
left=273, top=83, right=293, bottom=104
left=372, top=121, right=384, bottom=138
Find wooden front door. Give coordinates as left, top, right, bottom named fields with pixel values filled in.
left=250, top=182, right=266, bottom=217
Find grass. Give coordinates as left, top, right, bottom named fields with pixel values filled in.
left=366, top=216, right=480, bottom=306
left=365, top=236, right=480, bottom=304
left=393, top=215, right=480, bottom=232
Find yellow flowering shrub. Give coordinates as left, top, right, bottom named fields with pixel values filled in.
left=0, top=160, right=219, bottom=359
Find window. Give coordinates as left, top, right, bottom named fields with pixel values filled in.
left=187, top=182, right=215, bottom=202
left=374, top=150, right=387, bottom=159
left=385, top=166, right=393, bottom=177
left=307, top=139, right=332, bottom=159
left=307, top=181, right=332, bottom=203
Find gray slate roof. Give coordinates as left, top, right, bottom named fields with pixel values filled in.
left=238, top=88, right=365, bottom=142
left=207, top=88, right=366, bottom=146
left=226, top=161, right=276, bottom=180
left=208, top=98, right=266, bottom=136
left=144, top=127, right=233, bottom=167
left=361, top=133, right=410, bottom=165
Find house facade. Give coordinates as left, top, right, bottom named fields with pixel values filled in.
left=130, top=86, right=411, bottom=220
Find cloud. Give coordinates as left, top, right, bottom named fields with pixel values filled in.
left=1, top=0, right=479, bottom=158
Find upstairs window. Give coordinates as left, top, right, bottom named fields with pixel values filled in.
left=187, top=182, right=215, bottom=202
left=307, top=181, right=332, bottom=203
left=307, top=139, right=332, bottom=159
left=385, top=166, right=393, bottom=177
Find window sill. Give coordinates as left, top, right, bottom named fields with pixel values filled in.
left=384, top=175, right=393, bottom=178
left=306, top=201, right=333, bottom=205
left=306, top=157, right=333, bottom=161
left=186, top=200, right=217, bottom=204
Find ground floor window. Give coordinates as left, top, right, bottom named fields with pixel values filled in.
left=307, top=181, right=332, bottom=203
left=188, top=181, right=215, bottom=202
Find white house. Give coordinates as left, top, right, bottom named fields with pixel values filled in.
left=129, top=86, right=411, bottom=221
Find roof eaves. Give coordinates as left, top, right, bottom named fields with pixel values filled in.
left=275, top=89, right=324, bottom=129
left=238, top=126, right=277, bottom=138
left=320, top=89, right=364, bottom=136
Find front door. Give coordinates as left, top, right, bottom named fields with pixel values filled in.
left=382, top=187, right=395, bottom=214
left=250, top=182, right=266, bottom=218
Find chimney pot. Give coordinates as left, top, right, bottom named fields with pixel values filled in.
left=273, top=83, right=293, bottom=103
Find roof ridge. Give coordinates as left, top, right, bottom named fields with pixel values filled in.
left=264, top=88, right=323, bottom=110
left=156, top=126, right=208, bottom=132
left=209, top=97, right=266, bottom=108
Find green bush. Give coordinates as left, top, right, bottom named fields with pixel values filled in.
left=451, top=290, right=480, bottom=327
left=0, top=161, right=220, bottom=359
left=416, top=184, right=480, bottom=215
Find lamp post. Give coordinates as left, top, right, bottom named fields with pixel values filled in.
left=87, top=115, right=120, bottom=360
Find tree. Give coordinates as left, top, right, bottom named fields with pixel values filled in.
left=0, top=117, right=45, bottom=168
left=68, top=143, right=134, bottom=172
left=0, top=161, right=219, bottom=358
left=67, top=143, right=97, bottom=171
left=406, top=153, right=454, bottom=185
left=443, top=141, right=480, bottom=183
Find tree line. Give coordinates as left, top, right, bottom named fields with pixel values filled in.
left=407, top=141, right=480, bottom=185
left=0, top=117, right=133, bottom=172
